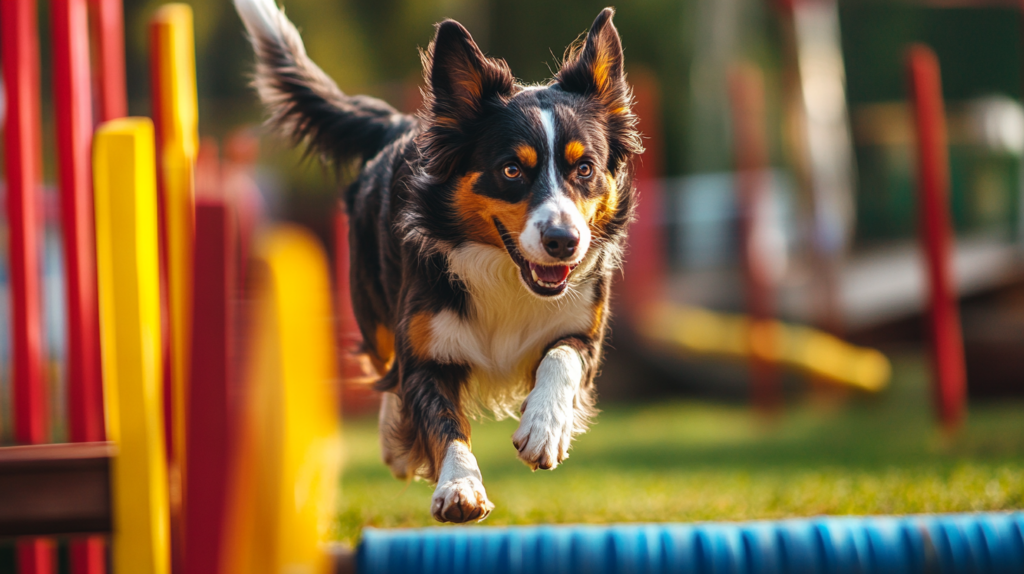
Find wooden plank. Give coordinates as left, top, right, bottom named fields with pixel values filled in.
left=0, top=443, right=112, bottom=538
left=93, top=117, right=170, bottom=574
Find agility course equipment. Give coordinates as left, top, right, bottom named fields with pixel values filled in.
left=358, top=513, right=1024, bottom=574
left=622, top=67, right=894, bottom=399
left=0, top=1, right=1018, bottom=573
left=640, top=304, right=891, bottom=393
left=93, top=117, right=170, bottom=574
left=906, top=45, right=968, bottom=430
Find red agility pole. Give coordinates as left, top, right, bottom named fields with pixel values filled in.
left=3, top=0, right=48, bottom=450
left=622, top=69, right=666, bottom=324
left=729, top=63, right=781, bottom=413
left=906, top=45, right=967, bottom=430
left=88, top=0, right=128, bottom=121
left=52, top=0, right=107, bottom=572
left=2, top=0, right=56, bottom=572
left=334, top=210, right=360, bottom=361
left=185, top=196, right=236, bottom=574
left=334, top=209, right=380, bottom=414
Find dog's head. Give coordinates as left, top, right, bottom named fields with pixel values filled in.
left=417, top=8, right=642, bottom=298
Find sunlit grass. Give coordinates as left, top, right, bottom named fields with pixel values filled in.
left=335, top=354, right=1024, bottom=544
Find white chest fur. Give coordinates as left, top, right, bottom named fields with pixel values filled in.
left=429, top=243, right=595, bottom=417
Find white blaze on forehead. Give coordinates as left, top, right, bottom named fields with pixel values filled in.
left=519, top=109, right=591, bottom=264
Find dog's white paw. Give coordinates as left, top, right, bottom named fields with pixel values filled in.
left=513, top=346, right=582, bottom=470
left=431, top=476, right=494, bottom=523
left=512, top=393, right=574, bottom=470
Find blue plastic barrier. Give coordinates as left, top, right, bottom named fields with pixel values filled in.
left=358, top=512, right=1024, bottom=573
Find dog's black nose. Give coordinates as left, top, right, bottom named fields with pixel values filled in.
left=542, top=225, right=579, bottom=259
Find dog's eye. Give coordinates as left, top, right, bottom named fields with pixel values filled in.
left=577, top=162, right=593, bottom=179
left=503, top=163, right=522, bottom=179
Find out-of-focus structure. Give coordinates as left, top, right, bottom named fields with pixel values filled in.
left=612, top=0, right=1024, bottom=416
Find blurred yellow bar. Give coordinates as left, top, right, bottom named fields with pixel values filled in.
left=150, top=2, right=199, bottom=487
left=224, top=226, right=342, bottom=574
left=643, top=303, right=891, bottom=393
left=93, top=117, right=170, bottom=574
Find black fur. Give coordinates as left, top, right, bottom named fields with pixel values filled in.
left=239, top=1, right=641, bottom=504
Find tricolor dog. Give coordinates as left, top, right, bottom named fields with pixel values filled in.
left=234, top=0, right=641, bottom=523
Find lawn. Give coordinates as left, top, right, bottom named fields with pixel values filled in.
left=335, top=354, right=1024, bottom=544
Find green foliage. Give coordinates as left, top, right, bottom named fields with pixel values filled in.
left=335, top=353, right=1024, bottom=544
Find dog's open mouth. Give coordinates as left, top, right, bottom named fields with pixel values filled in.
left=494, top=219, right=577, bottom=297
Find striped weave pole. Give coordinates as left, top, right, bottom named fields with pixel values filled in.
left=358, top=512, right=1024, bottom=574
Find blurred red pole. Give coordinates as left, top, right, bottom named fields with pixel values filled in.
left=335, top=209, right=380, bottom=414
left=729, top=64, right=781, bottom=413
left=52, top=0, right=107, bottom=572
left=334, top=209, right=359, bottom=356
left=223, top=130, right=262, bottom=286
left=88, top=0, right=128, bottom=120
left=185, top=196, right=235, bottom=574
left=2, top=0, right=56, bottom=572
left=906, top=45, right=967, bottom=430
left=622, top=69, right=666, bottom=324
left=3, top=0, right=48, bottom=450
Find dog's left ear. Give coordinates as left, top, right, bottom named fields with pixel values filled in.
left=557, top=8, right=641, bottom=167
left=422, top=20, right=515, bottom=179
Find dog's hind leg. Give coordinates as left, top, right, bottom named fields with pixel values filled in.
left=396, top=361, right=494, bottom=523
left=514, top=336, right=600, bottom=470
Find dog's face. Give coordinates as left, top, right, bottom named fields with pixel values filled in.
left=419, top=8, right=641, bottom=298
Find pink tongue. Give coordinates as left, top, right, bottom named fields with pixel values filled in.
left=530, top=263, right=571, bottom=283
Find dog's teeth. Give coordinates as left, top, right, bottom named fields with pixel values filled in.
left=531, top=268, right=540, bottom=282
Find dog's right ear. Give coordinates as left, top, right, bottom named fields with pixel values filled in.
left=421, top=20, right=514, bottom=179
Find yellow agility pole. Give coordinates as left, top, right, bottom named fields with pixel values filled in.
left=224, top=226, right=342, bottom=574
left=93, top=117, right=170, bottom=574
left=150, top=2, right=198, bottom=495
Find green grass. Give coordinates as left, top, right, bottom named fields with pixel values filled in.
left=335, top=354, right=1024, bottom=544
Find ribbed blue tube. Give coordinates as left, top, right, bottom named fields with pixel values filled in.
left=357, top=512, right=1024, bottom=574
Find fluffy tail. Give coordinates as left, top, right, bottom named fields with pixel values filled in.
left=234, top=0, right=411, bottom=165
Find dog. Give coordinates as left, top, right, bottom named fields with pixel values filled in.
left=234, top=0, right=641, bottom=523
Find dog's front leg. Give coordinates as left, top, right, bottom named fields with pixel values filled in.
left=513, top=338, right=597, bottom=470
left=399, top=362, right=494, bottom=523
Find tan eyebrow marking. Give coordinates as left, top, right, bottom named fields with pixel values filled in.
left=564, top=140, right=586, bottom=164
left=515, top=144, right=537, bottom=168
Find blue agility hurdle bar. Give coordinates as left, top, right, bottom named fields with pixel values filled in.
left=358, top=512, right=1024, bottom=574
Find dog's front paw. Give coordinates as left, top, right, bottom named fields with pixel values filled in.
left=431, top=476, right=494, bottom=523
left=512, top=395, right=573, bottom=471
